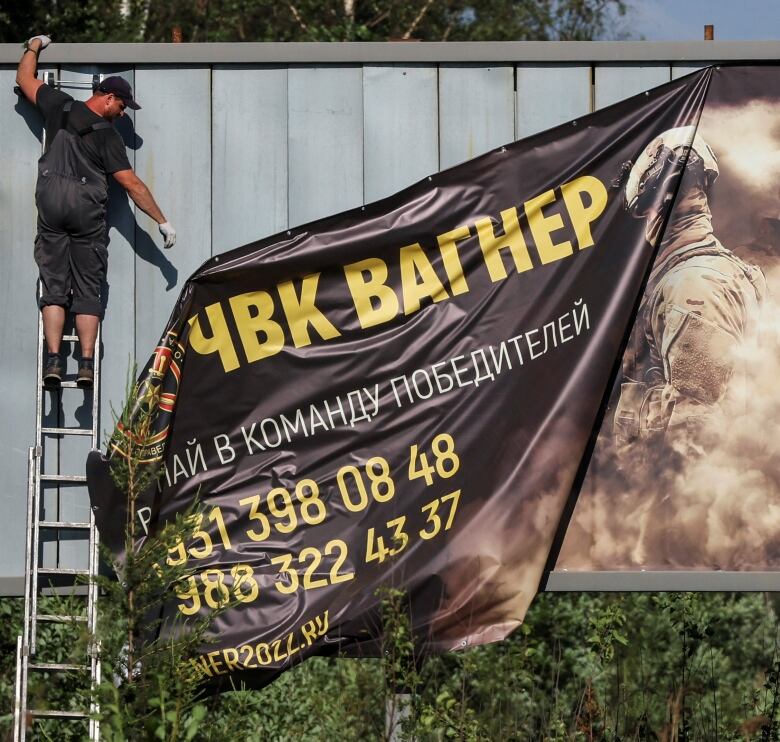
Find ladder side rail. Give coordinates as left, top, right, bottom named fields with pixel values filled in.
left=35, top=295, right=44, bottom=454
left=13, top=636, right=22, bottom=742
left=89, top=640, right=101, bottom=741
left=21, top=447, right=36, bottom=648
left=30, top=308, right=46, bottom=655
left=88, top=323, right=101, bottom=601
left=88, top=321, right=102, bottom=741
left=16, top=447, right=37, bottom=742
left=90, top=322, right=101, bottom=450
left=29, top=471, right=42, bottom=659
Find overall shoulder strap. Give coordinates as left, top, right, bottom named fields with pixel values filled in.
left=76, top=120, right=112, bottom=136
left=59, top=99, right=112, bottom=137
left=59, top=99, right=74, bottom=132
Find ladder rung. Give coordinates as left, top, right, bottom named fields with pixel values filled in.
left=29, top=662, right=87, bottom=672
left=61, top=334, right=79, bottom=341
left=37, top=567, right=90, bottom=577
left=39, top=520, right=91, bottom=529
left=41, top=427, right=93, bottom=436
left=39, top=474, right=87, bottom=483
left=36, top=613, right=87, bottom=623
left=42, top=381, right=90, bottom=389
left=53, top=381, right=82, bottom=389
left=29, top=708, right=89, bottom=718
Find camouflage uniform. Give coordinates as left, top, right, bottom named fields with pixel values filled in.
left=614, top=182, right=766, bottom=458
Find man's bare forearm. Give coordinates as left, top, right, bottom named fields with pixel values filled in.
left=16, top=37, right=44, bottom=103
left=16, top=46, right=37, bottom=82
left=127, top=181, right=166, bottom=224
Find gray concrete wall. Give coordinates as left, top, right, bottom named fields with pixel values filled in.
left=0, top=42, right=776, bottom=592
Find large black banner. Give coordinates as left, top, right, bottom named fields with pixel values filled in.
left=88, top=66, right=716, bottom=689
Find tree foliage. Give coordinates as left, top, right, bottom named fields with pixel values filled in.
left=5, top=590, right=780, bottom=739
left=0, top=1, right=142, bottom=44
left=0, top=0, right=630, bottom=43
left=91, top=372, right=223, bottom=741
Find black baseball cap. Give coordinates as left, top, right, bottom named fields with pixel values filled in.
left=97, top=76, right=141, bottom=110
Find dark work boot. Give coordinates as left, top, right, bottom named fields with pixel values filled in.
left=43, top=353, right=63, bottom=387
left=77, top=357, right=94, bottom=389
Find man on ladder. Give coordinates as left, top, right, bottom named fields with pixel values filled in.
left=16, top=34, right=177, bottom=388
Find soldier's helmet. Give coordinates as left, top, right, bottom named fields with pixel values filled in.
left=623, top=125, right=719, bottom=217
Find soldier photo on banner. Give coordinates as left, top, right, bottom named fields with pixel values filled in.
left=558, top=66, right=780, bottom=572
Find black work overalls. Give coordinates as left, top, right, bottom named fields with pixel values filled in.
left=34, top=100, right=112, bottom=317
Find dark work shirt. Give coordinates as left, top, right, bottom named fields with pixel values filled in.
left=36, top=84, right=132, bottom=176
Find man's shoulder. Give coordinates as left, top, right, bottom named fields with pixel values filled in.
left=68, top=99, right=107, bottom=129
left=36, top=84, right=73, bottom=114
left=665, top=248, right=745, bottom=280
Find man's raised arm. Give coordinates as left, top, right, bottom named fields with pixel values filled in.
left=16, top=35, right=50, bottom=104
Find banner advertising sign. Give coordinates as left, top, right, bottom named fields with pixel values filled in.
left=86, top=66, right=771, bottom=690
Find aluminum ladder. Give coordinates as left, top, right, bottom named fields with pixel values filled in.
left=13, top=70, right=103, bottom=742
left=13, top=316, right=103, bottom=741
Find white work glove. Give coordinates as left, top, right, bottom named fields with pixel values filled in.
left=158, top=221, right=176, bottom=249
left=26, top=35, right=51, bottom=51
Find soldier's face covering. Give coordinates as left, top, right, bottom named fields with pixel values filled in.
left=645, top=180, right=712, bottom=256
